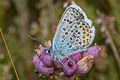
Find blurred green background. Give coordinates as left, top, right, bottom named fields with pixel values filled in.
left=0, top=0, right=120, bottom=80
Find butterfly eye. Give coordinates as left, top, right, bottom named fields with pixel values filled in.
left=46, top=48, right=51, bottom=54
left=48, top=49, right=51, bottom=53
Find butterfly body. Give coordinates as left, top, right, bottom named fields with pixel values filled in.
left=46, top=4, right=95, bottom=65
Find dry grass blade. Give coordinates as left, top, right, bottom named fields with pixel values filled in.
left=105, top=27, right=120, bottom=68
left=0, top=28, right=20, bottom=80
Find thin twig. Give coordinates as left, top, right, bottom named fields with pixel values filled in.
left=0, top=28, right=20, bottom=80
left=105, top=26, right=120, bottom=67
left=100, top=14, right=120, bottom=68
left=101, top=0, right=110, bottom=14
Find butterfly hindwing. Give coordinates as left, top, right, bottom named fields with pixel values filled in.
left=63, top=21, right=95, bottom=55
left=52, top=4, right=95, bottom=56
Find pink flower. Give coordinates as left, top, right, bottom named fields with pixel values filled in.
left=33, top=55, right=54, bottom=75
left=62, top=60, right=77, bottom=75
left=70, top=53, right=82, bottom=63
left=33, top=44, right=101, bottom=78
left=83, top=45, right=102, bottom=58
left=76, top=54, right=94, bottom=75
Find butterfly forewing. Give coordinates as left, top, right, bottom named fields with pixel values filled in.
left=52, top=4, right=95, bottom=56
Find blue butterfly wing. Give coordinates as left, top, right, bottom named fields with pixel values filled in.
left=52, top=4, right=95, bottom=56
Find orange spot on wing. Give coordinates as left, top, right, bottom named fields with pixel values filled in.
left=83, top=40, right=88, bottom=45
left=80, top=24, right=87, bottom=30
left=83, top=30, right=89, bottom=34
left=83, top=35, right=89, bottom=39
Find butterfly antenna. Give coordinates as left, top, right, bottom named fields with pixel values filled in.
left=28, top=35, right=44, bottom=45
left=0, top=28, right=20, bottom=80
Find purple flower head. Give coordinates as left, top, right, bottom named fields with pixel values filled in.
left=76, top=54, right=94, bottom=75
left=83, top=45, right=102, bottom=58
left=69, top=53, right=82, bottom=63
left=41, top=53, right=53, bottom=67
left=33, top=44, right=101, bottom=78
left=33, top=55, right=54, bottom=75
left=62, top=60, right=77, bottom=75
left=33, top=45, right=54, bottom=74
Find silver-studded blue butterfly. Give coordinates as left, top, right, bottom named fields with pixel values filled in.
left=46, top=4, right=95, bottom=66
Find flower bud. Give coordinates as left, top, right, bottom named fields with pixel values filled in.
left=77, top=54, right=94, bottom=75
left=33, top=55, right=54, bottom=75
left=62, top=60, right=77, bottom=75
left=70, top=53, right=82, bottom=63
left=83, top=45, right=101, bottom=58
left=41, top=53, right=53, bottom=67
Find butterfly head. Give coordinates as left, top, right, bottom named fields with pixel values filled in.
left=45, top=45, right=52, bottom=54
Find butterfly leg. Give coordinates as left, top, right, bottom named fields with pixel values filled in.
left=51, top=54, right=66, bottom=68
left=58, top=58, right=66, bottom=68
left=53, top=55, right=57, bottom=61
left=61, top=53, right=74, bottom=63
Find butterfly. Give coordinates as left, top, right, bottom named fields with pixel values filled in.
left=46, top=4, right=95, bottom=66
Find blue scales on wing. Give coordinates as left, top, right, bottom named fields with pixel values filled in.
left=52, top=4, right=95, bottom=57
